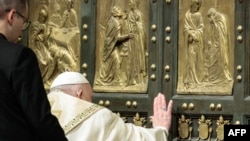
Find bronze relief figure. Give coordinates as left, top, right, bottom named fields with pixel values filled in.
left=29, top=0, right=81, bottom=89
left=177, top=0, right=234, bottom=95
left=94, top=0, right=149, bottom=93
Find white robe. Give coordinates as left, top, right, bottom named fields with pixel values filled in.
left=48, top=91, right=168, bottom=141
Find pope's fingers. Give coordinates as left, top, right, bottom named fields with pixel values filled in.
left=153, top=94, right=159, bottom=115
left=158, top=94, right=165, bottom=114
left=159, top=93, right=167, bottom=110
left=154, top=93, right=173, bottom=114
left=167, top=100, right=173, bottom=113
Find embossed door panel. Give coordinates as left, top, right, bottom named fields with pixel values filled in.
left=177, top=0, right=234, bottom=95
left=28, top=0, right=81, bottom=89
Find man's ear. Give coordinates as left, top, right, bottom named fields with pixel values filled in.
left=76, top=89, right=83, bottom=99
left=7, top=10, right=16, bottom=25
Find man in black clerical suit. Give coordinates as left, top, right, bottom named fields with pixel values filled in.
left=0, top=0, right=67, bottom=140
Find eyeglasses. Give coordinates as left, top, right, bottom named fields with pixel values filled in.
left=5, top=9, right=31, bottom=31
left=15, top=11, right=31, bottom=31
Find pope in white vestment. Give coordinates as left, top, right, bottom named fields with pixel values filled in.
left=48, top=71, right=171, bottom=141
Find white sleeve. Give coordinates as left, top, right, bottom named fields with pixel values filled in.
left=67, top=108, right=168, bottom=141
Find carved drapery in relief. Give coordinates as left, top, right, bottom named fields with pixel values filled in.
left=94, top=0, right=149, bottom=93
left=29, top=0, right=81, bottom=89
left=177, top=0, right=234, bottom=95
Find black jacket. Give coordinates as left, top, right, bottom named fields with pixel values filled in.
left=0, top=33, right=67, bottom=141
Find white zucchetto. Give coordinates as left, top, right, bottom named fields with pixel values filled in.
left=50, top=72, right=89, bottom=89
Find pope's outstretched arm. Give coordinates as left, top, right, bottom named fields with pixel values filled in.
left=74, top=93, right=174, bottom=141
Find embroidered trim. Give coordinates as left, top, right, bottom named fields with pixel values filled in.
left=63, top=104, right=103, bottom=134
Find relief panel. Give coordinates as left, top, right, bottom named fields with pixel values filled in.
left=177, top=0, right=234, bottom=95
left=93, top=0, right=149, bottom=93
left=28, top=0, right=81, bottom=89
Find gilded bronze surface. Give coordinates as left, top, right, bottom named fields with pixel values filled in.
left=197, top=115, right=212, bottom=141
left=215, top=116, right=230, bottom=141
left=133, top=112, right=146, bottom=127
left=28, top=0, right=81, bottom=89
left=94, top=0, right=149, bottom=93
left=177, top=0, right=234, bottom=95
left=178, top=115, right=192, bottom=140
